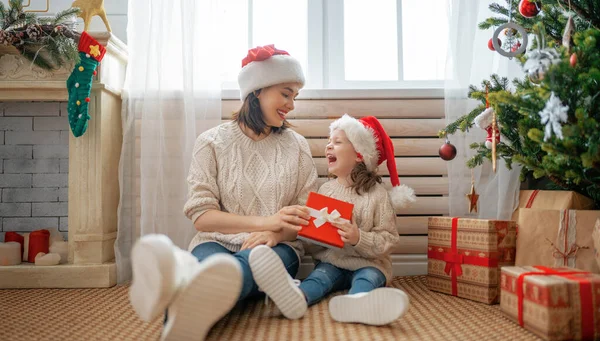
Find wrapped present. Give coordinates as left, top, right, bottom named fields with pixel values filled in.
left=512, top=190, right=594, bottom=221
left=500, top=266, right=600, bottom=340
left=592, top=219, right=600, bottom=270
left=516, top=209, right=600, bottom=273
left=297, top=192, right=353, bottom=249
left=427, top=217, right=517, bottom=304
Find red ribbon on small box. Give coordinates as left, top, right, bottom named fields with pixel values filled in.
left=428, top=217, right=498, bottom=296
left=516, top=266, right=594, bottom=340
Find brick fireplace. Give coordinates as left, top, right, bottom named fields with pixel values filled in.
left=0, top=102, right=69, bottom=242
left=0, top=32, right=127, bottom=288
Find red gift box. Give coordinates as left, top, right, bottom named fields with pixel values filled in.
left=4, top=232, right=24, bottom=257
left=298, top=192, right=353, bottom=249
left=28, top=229, right=50, bottom=263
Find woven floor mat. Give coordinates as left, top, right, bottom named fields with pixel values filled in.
left=0, top=275, right=541, bottom=341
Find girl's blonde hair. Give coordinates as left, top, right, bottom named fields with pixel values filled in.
left=330, top=162, right=382, bottom=195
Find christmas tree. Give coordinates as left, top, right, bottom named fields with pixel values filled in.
left=440, top=0, right=600, bottom=206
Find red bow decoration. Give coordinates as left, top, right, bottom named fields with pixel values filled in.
left=242, top=44, right=289, bottom=68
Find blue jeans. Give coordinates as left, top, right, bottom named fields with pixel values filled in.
left=299, top=262, right=386, bottom=306
left=164, top=242, right=299, bottom=324
left=191, top=242, right=300, bottom=301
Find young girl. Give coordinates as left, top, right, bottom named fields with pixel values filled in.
left=248, top=114, right=416, bottom=325
left=128, top=45, right=318, bottom=340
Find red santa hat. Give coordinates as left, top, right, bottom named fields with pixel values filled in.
left=238, top=44, right=305, bottom=101
left=330, top=114, right=417, bottom=208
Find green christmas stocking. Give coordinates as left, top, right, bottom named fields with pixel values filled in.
left=66, top=32, right=106, bottom=137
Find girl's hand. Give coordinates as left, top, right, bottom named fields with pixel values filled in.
left=261, top=205, right=311, bottom=233
left=333, top=220, right=360, bottom=246
left=241, top=231, right=282, bottom=250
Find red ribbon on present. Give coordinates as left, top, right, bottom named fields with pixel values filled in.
left=428, top=217, right=499, bottom=296
left=516, top=266, right=594, bottom=340
left=525, top=189, right=540, bottom=208
left=242, top=44, right=290, bottom=68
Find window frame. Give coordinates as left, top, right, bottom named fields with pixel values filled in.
left=222, top=0, right=446, bottom=91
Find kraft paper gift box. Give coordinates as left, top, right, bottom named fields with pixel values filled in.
left=516, top=209, right=600, bottom=273
left=427, top=217, right=517, bottom=304
left=500, top=266, right=600, bottom=341
left=297, top=192, right=353, bottom=249
left=512, top=190, right=594, bottom=221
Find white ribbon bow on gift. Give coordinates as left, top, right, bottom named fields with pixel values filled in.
left=309, top=207, right=349, bottom=228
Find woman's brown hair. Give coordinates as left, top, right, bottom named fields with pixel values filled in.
left=232, top=90, right=290, bottom=136
left=330, top=162, right=382, bottom=195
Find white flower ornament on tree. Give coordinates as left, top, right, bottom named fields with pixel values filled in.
left=539, top=92, right=569, bottom=141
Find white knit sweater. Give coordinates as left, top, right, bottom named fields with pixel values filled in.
left=307, top=180, right=400, bottom=283
left=183, top=121, right=319, bottom=259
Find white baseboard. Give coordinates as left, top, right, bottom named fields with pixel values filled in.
left=297, top=254, right=427, bottom=279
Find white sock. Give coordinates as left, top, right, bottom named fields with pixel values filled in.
left=129, top=234, right=191, bottom=322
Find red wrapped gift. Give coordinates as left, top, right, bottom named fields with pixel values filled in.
left=501, top=266, right=600, bottom=340
left=298, top=192, right=353, bottom=249
left=28, top=229, right=50, bottom=263
left=4, top=232, right=24, bottom=258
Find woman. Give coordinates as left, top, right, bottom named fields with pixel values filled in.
left=129, top=45, right=318, bottom=341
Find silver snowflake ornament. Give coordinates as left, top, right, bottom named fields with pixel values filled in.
left=539, top=92, right=569, bottom=141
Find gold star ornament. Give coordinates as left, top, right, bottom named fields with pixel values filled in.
left=466, top=184, right=479, bottom=213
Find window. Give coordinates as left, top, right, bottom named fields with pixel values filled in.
left=220, top=0, right=448, bottom=90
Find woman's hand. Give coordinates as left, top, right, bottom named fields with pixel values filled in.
left=332, top=220, right=360, bottom=246
left=260, top=205, right=311, bottom=232
left=241, top=231, right=282, bottom=250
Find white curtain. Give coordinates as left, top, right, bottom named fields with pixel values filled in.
left=445, top=0, right=524, bottom=220
left=115, top=0, right=223, bottom=283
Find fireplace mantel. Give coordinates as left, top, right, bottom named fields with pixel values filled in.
left=0, top=32, right=127, bottom=288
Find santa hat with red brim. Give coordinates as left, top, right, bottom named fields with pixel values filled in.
left=330, top=114, right=417, bottom=209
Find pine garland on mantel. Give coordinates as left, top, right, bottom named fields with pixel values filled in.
left=0, top=0, right=81, bottom=70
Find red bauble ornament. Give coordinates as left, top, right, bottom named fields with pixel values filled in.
left=488, top=38, right=501, bottom=51
left=570, top=53, right=577, bottom=67
left=93, top=70, right=97, bottom=76
left=85, top=97, right=91, bottom=103
left=439, top=140, right=457, bottom=161
left=519, top=0, right=541, bottom=18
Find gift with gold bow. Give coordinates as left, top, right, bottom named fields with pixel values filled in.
left=297, top=192, right=354, bottom=249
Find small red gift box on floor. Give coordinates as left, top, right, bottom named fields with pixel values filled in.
left=298, top=192, right=354, bottom=249
left=500, top=266, right=600, bottom=340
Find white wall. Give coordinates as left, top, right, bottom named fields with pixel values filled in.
left=0, top=0, right=128, bottom=44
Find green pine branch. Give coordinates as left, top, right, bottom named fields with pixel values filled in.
left=0, top=0, right=80, bottom=70
left=53, top=7, right=80, bottom=25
